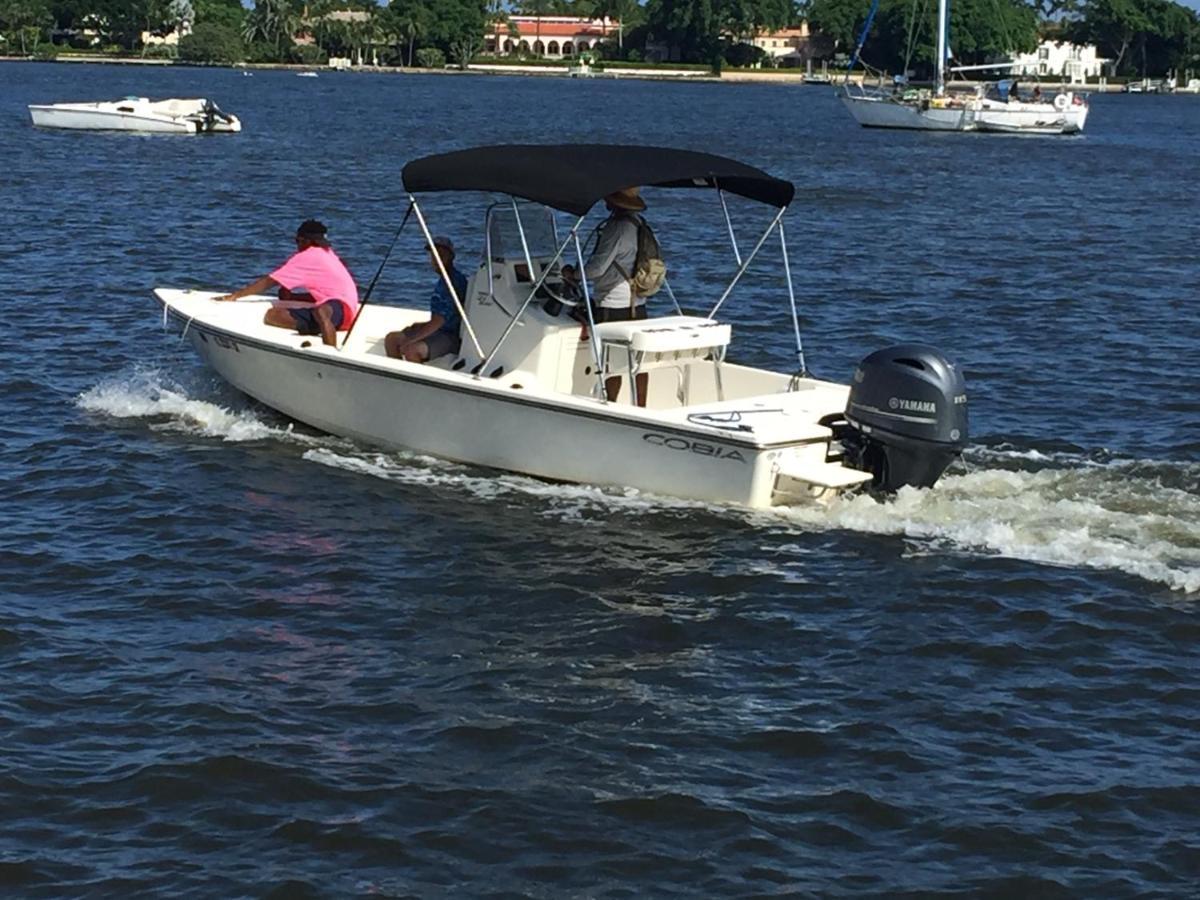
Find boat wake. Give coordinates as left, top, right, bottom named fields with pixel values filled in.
left=78, top=367, right=314, bottom=445
left=777, top=450, right=1200, bottom=595
left=78, top=371, right=1200, bottom=594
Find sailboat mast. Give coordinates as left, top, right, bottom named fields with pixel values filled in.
left=935, top=0, right=948, bottom=95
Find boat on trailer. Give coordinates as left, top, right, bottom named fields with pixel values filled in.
left=28, top=97, right=241, bottom=134
left=154, top=144, right=967, bottom=508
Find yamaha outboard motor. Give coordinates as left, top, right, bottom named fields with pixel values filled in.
left=838, top=344, right=968, bottom=492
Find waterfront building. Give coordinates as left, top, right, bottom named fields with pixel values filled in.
left=1009, top=40, right=1107, bottom=83
left=485, top=16, right=621, bottom=59
left=744, top=24, right=811, bottom=66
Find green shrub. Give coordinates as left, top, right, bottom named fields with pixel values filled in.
left=33, top=43, right=59, bottom=60
left=142, top=43, right=176, bottom=60
left=415, top=47, right=445, bottom=69
left=290, top=43, right=326, bottom=65
left=178, top=23, right=244, bottom=64
left=243, top=41, right=279, bottom=63
left=723, top=42, right=765, bottom=69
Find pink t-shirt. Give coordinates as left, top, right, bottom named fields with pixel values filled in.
left=270, top=246, right=359, bottom=320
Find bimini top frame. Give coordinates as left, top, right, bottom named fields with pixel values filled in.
left=389, top=144, right=806, bottom=395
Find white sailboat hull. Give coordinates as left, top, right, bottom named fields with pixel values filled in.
left=28, top=98, right=241, bottom=133
left=974, top=99, right=1089, bottom=135
left=841, top=91, right=973, bottom=131
left=155, top=289, right=863, bottom=508
left=842, top=88, right=1088, bottom=135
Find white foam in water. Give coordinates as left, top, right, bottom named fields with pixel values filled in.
left=308, top=448, right=1199, bottom=593
left=778, top=468, right=1200, bottom=594
left=78, top=368, right=297, bottom=444
left=81, top=370, right=1200, bottom=594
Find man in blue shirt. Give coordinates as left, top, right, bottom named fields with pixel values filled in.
left=384, top=236, right=468, bottom=362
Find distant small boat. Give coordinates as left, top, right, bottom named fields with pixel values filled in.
left=297, top=72, right=319, bottom=78
left=567, top=52, right=599, bottom=79
left=28, top=97, right=241, bottom=133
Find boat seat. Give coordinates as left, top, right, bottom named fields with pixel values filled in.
left=593, top=315, right=730, bottom=369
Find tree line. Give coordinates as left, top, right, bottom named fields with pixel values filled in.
left=1, top=0, right=1196, bottom=76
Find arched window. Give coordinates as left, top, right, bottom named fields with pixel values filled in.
left=504, top=40, right=514, bottom=53
left=518, top=40, right=530, bottom=54
left=563, top=42, right=574, bottom=56
left=533, top=40, right=544, bottom=55
left=577, top=41, right=589, bottom=52
left=547, top=41, right=559, bottom=56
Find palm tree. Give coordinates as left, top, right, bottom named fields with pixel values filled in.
left=243, top=0, right=299, bottom=58
left=381, top=1, right=423, bottom=67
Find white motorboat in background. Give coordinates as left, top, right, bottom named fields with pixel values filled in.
left=155, top=145, right=968, bottom=508
left=28, top=97, right=241, bottom=133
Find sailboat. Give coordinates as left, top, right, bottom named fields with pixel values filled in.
left=840, top=0, right=1089, bottom=135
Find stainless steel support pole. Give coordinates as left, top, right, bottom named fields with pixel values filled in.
left=708, top=206, right=787, bottom=320
left=779, top=220, right=807, bottom=377
left=411, top=197, right=484, bottom=359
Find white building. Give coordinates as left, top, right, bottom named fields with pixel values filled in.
left=746, top=24, right=810, bottom=65
left=1010, top=40, right=1107, bottom=83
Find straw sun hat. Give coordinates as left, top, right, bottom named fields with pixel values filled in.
left=605, top=186, right=646, bottom=212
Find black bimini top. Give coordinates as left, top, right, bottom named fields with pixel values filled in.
left=400, top=144, right=794, bottom=216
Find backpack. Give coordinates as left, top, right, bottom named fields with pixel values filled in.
left=616, top=215, right=667, bottom=300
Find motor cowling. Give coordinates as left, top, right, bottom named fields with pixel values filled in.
left=840, top=344, right=968, bottom=492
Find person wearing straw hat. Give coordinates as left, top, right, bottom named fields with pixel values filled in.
left=566, top=186, right=652, bottom=404
left=384, top=235, right=468, bottom=363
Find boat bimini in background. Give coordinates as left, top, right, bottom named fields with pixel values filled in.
left=28, top=97, right=241, bottom=133
left=155, top=144, right=967, bottom=508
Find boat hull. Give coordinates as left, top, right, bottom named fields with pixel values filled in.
left=841, top=93, right=971, bottom=131
left=158, top=291, right=828, bottom=508
left=28, top=98, right=241, bottom=133
left=975, top=101, right=1088, bottom=135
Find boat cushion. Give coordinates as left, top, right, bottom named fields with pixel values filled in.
left=593, top=315, right=731, bottom=354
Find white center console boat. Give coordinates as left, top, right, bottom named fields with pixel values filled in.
left=154, top=145, right=967, bottom=507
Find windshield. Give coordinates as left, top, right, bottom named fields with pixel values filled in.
left=487, top=203, right=559, bottom=261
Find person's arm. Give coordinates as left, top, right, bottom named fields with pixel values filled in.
left=404, top=315, right=445, bottom=344
left=216, top=274, right=277, bottom=302
left=583, top=220, right=627, bottom=281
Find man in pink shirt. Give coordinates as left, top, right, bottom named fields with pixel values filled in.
left=218, top=219, right=359, bottom=346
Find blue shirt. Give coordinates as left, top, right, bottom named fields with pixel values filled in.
left=430, top=265, right=467, bottom=336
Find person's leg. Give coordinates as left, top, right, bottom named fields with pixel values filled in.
left=313, top=303, right=337, bottom=347
left=384, top=331, right=405, bottom=358
left=264, top=307, right=299, bottom=329
left=385, top=325, right=420, bottom=359
left=402, top=340, right=429, bottom=363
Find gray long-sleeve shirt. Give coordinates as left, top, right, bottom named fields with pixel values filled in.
left=584, top=214, right=640, bottom=309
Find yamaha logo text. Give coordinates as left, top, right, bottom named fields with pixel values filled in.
left=888, top=397, right=936, bottom=414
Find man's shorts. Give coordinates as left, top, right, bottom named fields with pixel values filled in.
left=594, top=305, right=647, bottom=324
left=288, top=301, right=346, bottom=334
left=426, top=329, right=461, bottom=360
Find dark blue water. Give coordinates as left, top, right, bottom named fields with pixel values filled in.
left=2, top=62, right=1199, bottom=896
